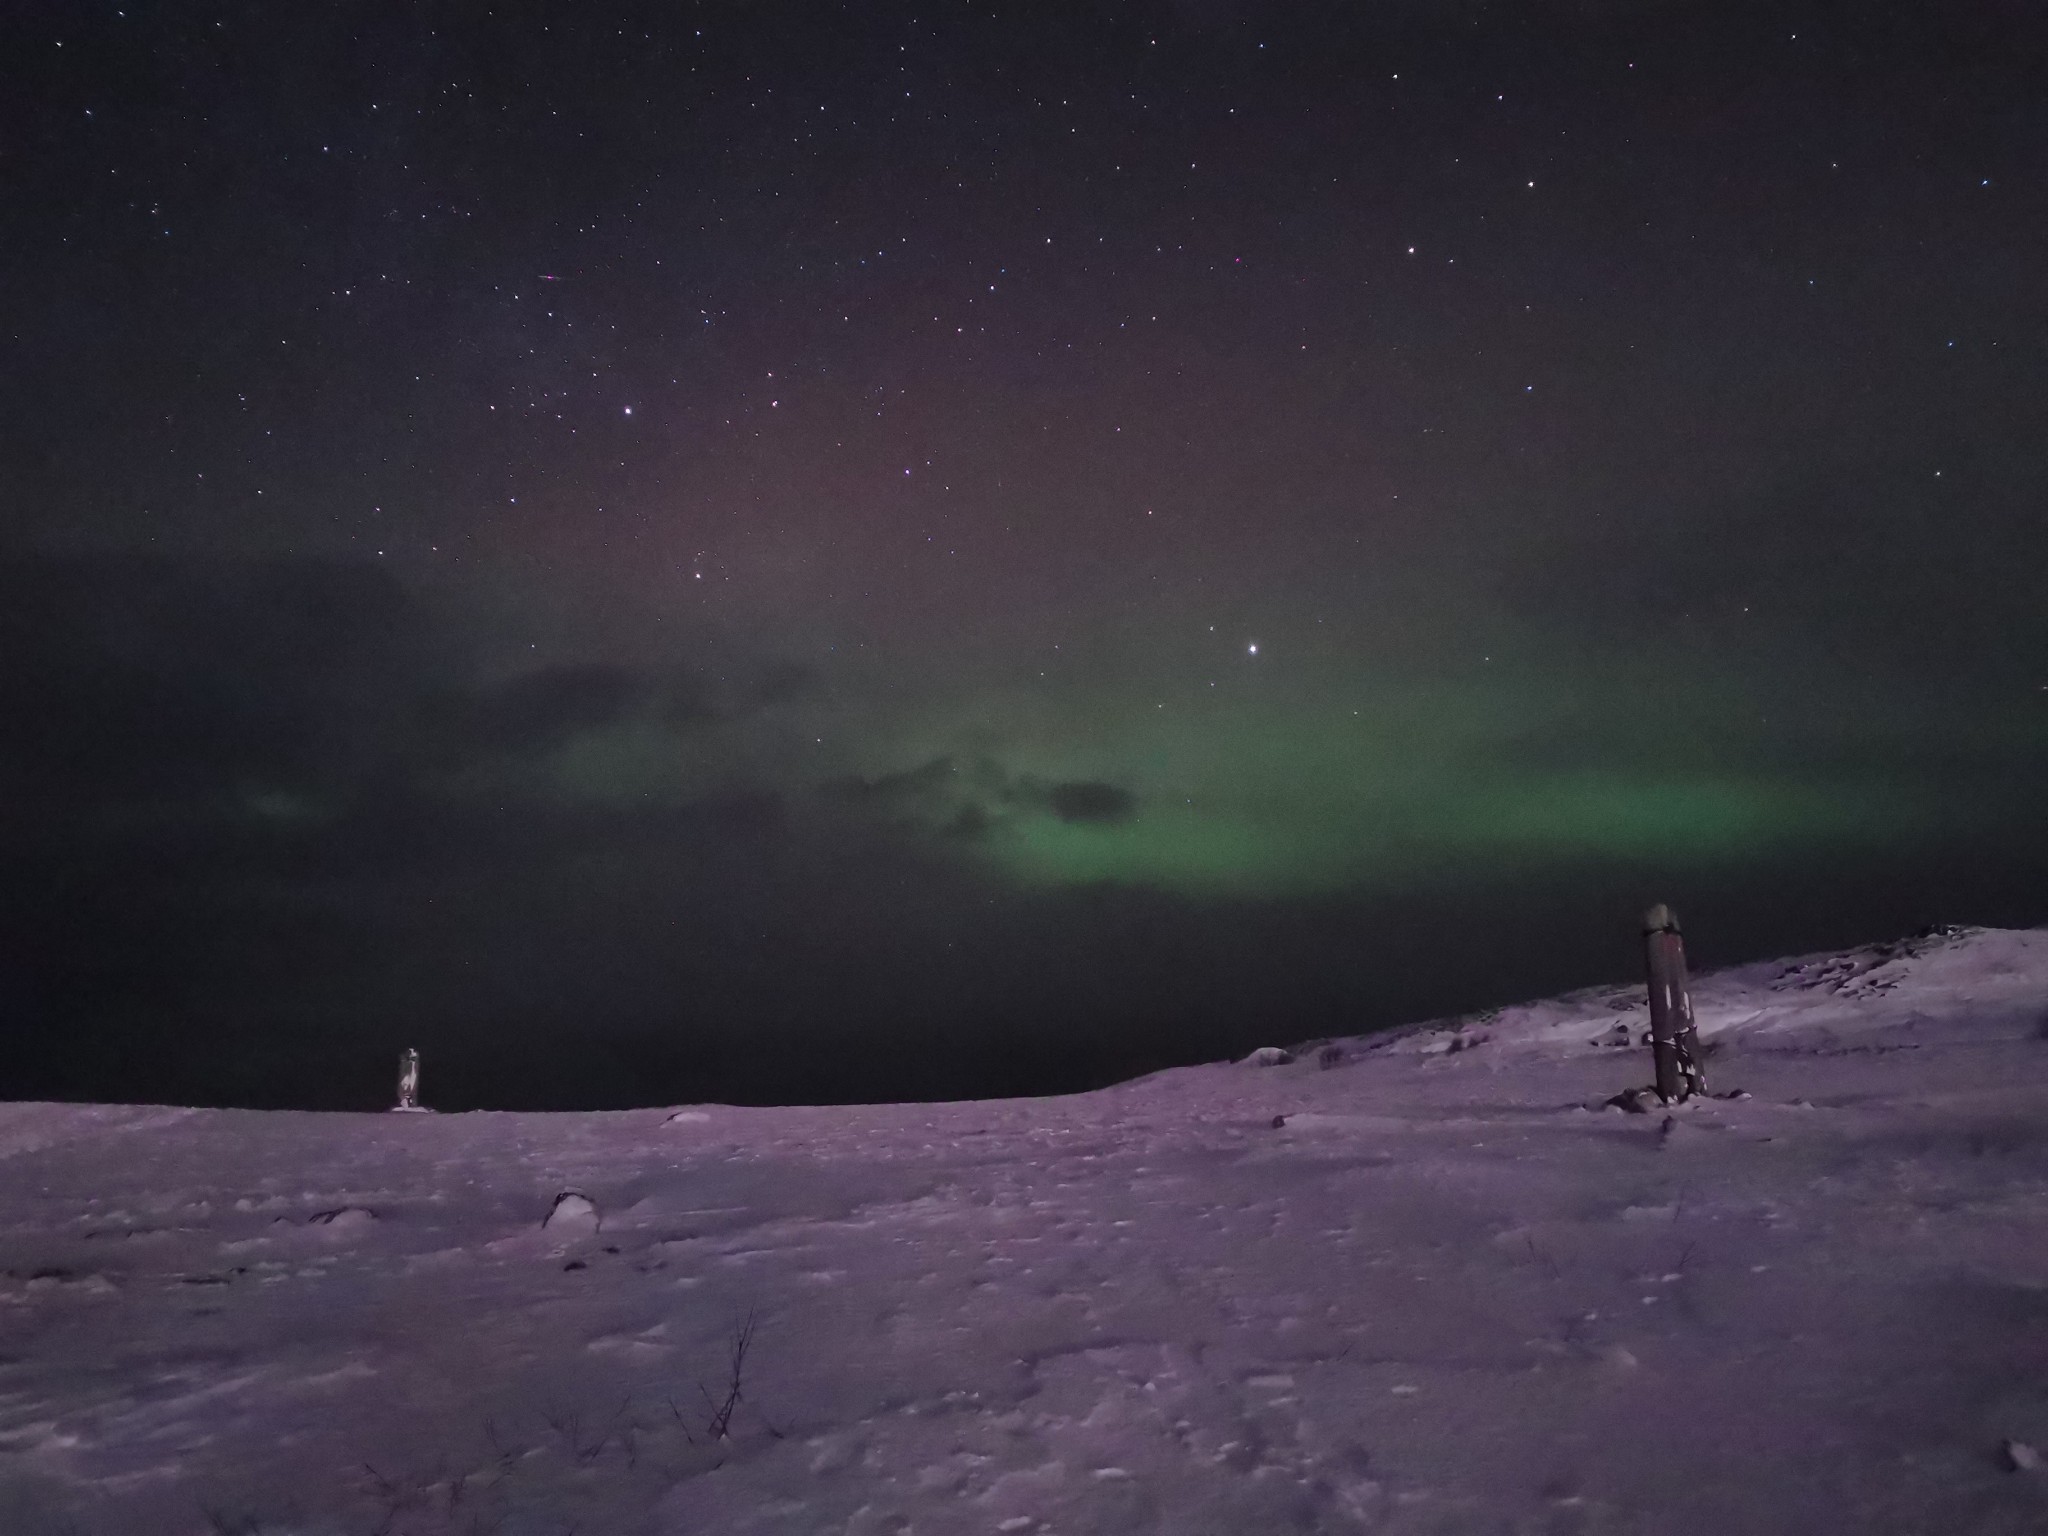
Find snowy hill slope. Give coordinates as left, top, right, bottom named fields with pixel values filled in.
left=3, top=926, right=2047, bottom=1535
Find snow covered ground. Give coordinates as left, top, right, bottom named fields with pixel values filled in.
left=4, top=925, right=2048, bottom=1535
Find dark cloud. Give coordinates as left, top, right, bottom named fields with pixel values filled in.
left=1048, top=781, right=1138, bottom=824
left=653, top=660, right=813, bottom=727
left=0, top=555, right=821, bottom=819
left=825, top=755, right=963, bottom=814
left=412, top=663, right=647, bottom=769
left=826, top=757, right=1141, bottom=836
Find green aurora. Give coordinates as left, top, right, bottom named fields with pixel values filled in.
left=535, top=633, right=1969, bottom=900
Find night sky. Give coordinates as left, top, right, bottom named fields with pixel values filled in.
left=7, top=2, right=2046, bottom=1112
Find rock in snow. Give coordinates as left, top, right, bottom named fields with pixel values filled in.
left=306, top=1205, right=376, bottom=1229
left=542, top=1190, right=600, bottom=1232
left=0, top=923, right=2045, bottom=1535
left=1240, top=1045, right=1294, bottom=1066
left=1603, top=1085, right=1659, bottom=1113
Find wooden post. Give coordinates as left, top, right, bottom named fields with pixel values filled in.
left=395, top=1047, right=421, bottom=1112
left=1642, top=904, right=1705, bottom=1103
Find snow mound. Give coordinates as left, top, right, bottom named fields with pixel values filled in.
left=1356, top=924, right=2048, bottom=1058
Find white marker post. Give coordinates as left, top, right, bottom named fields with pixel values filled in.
left=393, top=1047, right=424, bottom=1112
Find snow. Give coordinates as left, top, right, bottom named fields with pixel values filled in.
left=3, top=926, right=2048, bottom=1534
